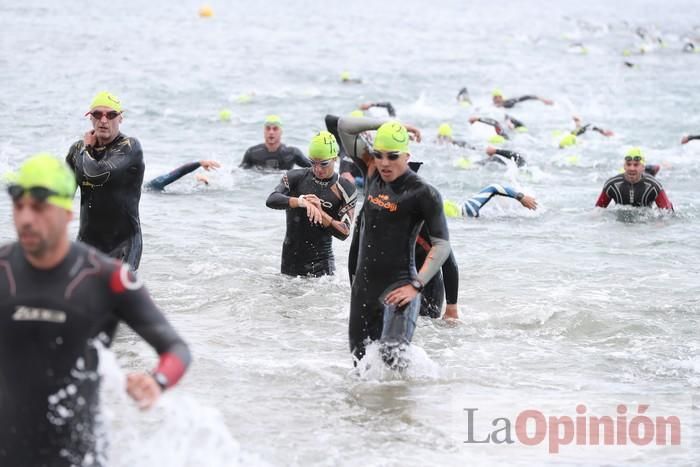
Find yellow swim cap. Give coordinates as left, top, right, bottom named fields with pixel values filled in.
left=340, top=71, right=351, bottom=82
left=7, top=153, right=76, bottom=210
left=559, top=133, right=577, bottom=148
left=89, top=91, right=121, bottom=112
left=625, top=147, right=645, bottom=163
left=443, top=200, right=462, bottom=218
left=349, top=110, right=364, bottom=118
left=488, top=134, right=506, bottom=145
left=438, top=123, right=453, bottom=138
left=219, top=109, right=232, bottom=121
left=515, top=126, right=528, bottom=133
left=308, top=131, right=339, bottom=160
left=264, top=115, right=282, bottom=127
left=492, top=88, right=504, bottom=98
left=455, top=157, right=473, bottom=169
left=373, top=120, right=410, bottom=153
left=198, top=5, right=214, bottom=17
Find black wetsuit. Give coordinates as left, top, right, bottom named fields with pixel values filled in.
left=685, top=134, right=700, bottom=143
left=415, top=232, right=459, bottom=318
left=337, top=116, right=451, bottom=361
left=266, top=169, right=357, bottom=277
left=595, top=174, right=673, bottom=209
left=326, top=115, right=363, bottom=179
left=144, top=161, right=202, bottom=191
left=240, top=143, right=310, bottom=170
left=474, top=117, right=510, bottom=139
left=66, top=133, right=144, bottom=270
left=573, top=123, right=607, bottom=137
left=0, top=242, right=191, bottom=467
left=501, top=95, right=538, bottom=109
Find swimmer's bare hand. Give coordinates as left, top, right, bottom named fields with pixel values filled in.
left=126, top=372, right=162, bottom=410
left=199, top=160, right=221, bottom=171
left=442, top=304, right=459, bottom=320
left=540, top=98, right=554, bottom=106
left=306, top=203, right=324, bottom=225
left=520, top=195, right=538, bottom=210
left=302, top=194, right=322, bottom=209
left=485, top=146, right=497, bottom=156
left=404, top=124, right=422, bottom=143
left=358, top=102, right=373, bottom=111
left=601, top=129, right=614, bottom=137
left=681, top=135, right=689, bottom=144
left=385, top=284, right=419, bottom=307
left=468, top=116, right=478, bottom=124
left=83, top=130, right=97, bottom=148
left=195, top=174, right=209, bottom=185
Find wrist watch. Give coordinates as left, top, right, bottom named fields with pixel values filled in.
left=151, top=372, right=169, bottom=391
left=515, top=192, right=524, bottom=201
left=410, top=279, right=423, bottom=292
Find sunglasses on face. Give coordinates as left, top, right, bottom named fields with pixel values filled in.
left=371, top=150, right=401, bottom=161
left=310, top=158, right=335, bottom=167
left=7, top=185, right=60, bottom=203
left=87, top=110, right=121, bottom=120
left=624, top=156, right=643, bottom=162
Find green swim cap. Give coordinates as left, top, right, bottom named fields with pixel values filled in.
left=492, top=88, right=504, bottom=98
left=455, top=157, right=472, bottom=169
left=373, top=120, right=410, bottom=153
left=89, top=91, right=122, bottom=112
left=438, top=123, right=453, bottom=138
left=308, top=131, right=339, bottom=160
left=559, top=133, right=577, bottom=148
left=340, top=71, right=351, bottom=82
left=565, top=155, right=581, bottom=165
left=7, top=153, right=76, bottom=210
left=349, top=110, right=364, bottom=118
left=264, top=115, right=282, bottom=127
left=515, top=126, right=529, bottom=133
left=488, top=134, right=506, bottom=145
left=625, top=147, right=645, bottom=163
left=219, top=108, right=232, bottom=121
left=443, top=200, right=462, bottom=218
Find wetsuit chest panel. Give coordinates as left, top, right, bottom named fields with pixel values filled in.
left=247, top=144, right=300, bottom=170
left=606, top=175, right=660, bottom=207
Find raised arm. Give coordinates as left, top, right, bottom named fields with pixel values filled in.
left=144, top=162, right=202, bottom=191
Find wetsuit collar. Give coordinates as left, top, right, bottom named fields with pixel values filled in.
left=313, top=171, right=338, bottom=187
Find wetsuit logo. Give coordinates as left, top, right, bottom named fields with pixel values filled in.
left=367, top=194, right=398, bottom=212
left=12, top=306, right=67, bottom=323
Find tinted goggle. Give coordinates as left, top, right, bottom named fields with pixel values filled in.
left=86, top=110, right=121, bottom=120
left=7, top=185, right=63, bottom=203
left=310, top=158, right=336, bottom=167
left=624, top=155, right=644, bottom=162
left=370, top=150, right=402, bottom=161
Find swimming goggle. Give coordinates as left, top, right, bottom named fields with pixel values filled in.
left=310, top=158, right=336, bottom=167
left=7, top=185, right=64, bottom=203
left=370, top=150, right=401, bottom=161
left=86, top=110, right=121, bottom=120
left=624, top=155, right=643, bottom=162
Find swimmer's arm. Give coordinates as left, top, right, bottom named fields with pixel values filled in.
left=293, top=148, right=312, bottom=168
left=239, top=148, right=253, bottom=168
left=654, top=190, right=674, bottom=210
left=416, top=188, right=452, bottom=286
left=644, top=164, right=661, bottom=177
left=371, top=102, right=397, bottom=117
left=337, top=115, right=388, bottom=174
left=348, top=214, right=361, bottom=284
left=573, top=124, right=591, bottom=136
left=681, top=134, right=700, bottom=144
left=112, top=266, right=192, bottom=394
left=266, top=172, right=298, bottom=209
left=492, top=149, right=526, bottom=166
left=323, top=181, right=357, bottom=240
left=595, top=191, right=612, bottom=208
left=79, top=137, right=144, bottom=175
left=144, top=161, right=201, bottom=191
left=442, top=252, right=459, bottom=305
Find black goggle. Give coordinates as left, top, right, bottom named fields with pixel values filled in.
left=624, top=155, right=643, bottom=162
left=86, top=110, right=121, bottom=120
left=310, top=158, right=335, bottom=167
left=7, top=185, right=61, bottom=203
left=370, top=150, right=401, bottom=161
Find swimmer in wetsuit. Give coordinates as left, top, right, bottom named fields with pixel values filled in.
left=336, top=116, right=451, bottom=366
left=0, top=154, right=191, bottom=467
left=595, top=148, right=673, bottom=210
left=681, top=134, right=700, bottom=144
left=483, top=146, right=527, bottom=167
left=240, top=115, right=311, bottom=170
left=266, top=131, right=357, bottom=277
left=457, top=87, right=472, bottom=106
left=144, top=160, right=220, bottom=191
left=443, top=183, right=538, bottom=218
left=492, top=88, right=554, bottom=108
left=66, top=91, right=144, bottom=270
left=437, top=123, right=474, bottom=149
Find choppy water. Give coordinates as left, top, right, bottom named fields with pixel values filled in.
left=1, top=0, right=699, bottom=465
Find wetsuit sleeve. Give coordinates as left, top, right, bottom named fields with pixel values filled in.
left=109, top=264, right=191, bottom=389
left=325, top=115, right=349, bottom=160
left=337, top=115, right=387, bottom=175
left=644, top=164, right=661, bottom=177
left=416, top=186, right=451, bottom=286
left=573, top=124, right=591, bottom=136
left=686, top=135, right=700, bottom=142
left=493, top=149, right=526, bottom=167
left=293, top=147, right=312, bottom=168
left=373, top=102, right=396, bottom=117
left=144, top=162, right=201, bottom=191
left=265, top=172, right=298, bottom=209
left=348, top=213, right=361, bottom=284
left=655, top=190, right=673, bottom=210
left=476, top=118, right=505, bottom=135
left=328, top=179, right=357, bottom=241
left=240, top=148, right=253, bottom=168
left=65, top=142, right=81, bottom=193
left=442, top=252, right=459, bottom=305
left=503, top=95, right=537, bottom=108
left=595, top=191, right=612, bottom=208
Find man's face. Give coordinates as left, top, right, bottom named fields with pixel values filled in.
left=623, top=158, right=645, bottom=182
left=12, top=193, right=71, bottom=258
left=89, top=106, right=122, bottom=143
left=264, top=124, right=282, bottom=146
left=492, top=95, right=504, bottom=107
left=371, top=150, right=410, bottom=183
left=310, top=157, right=336, bottom=179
